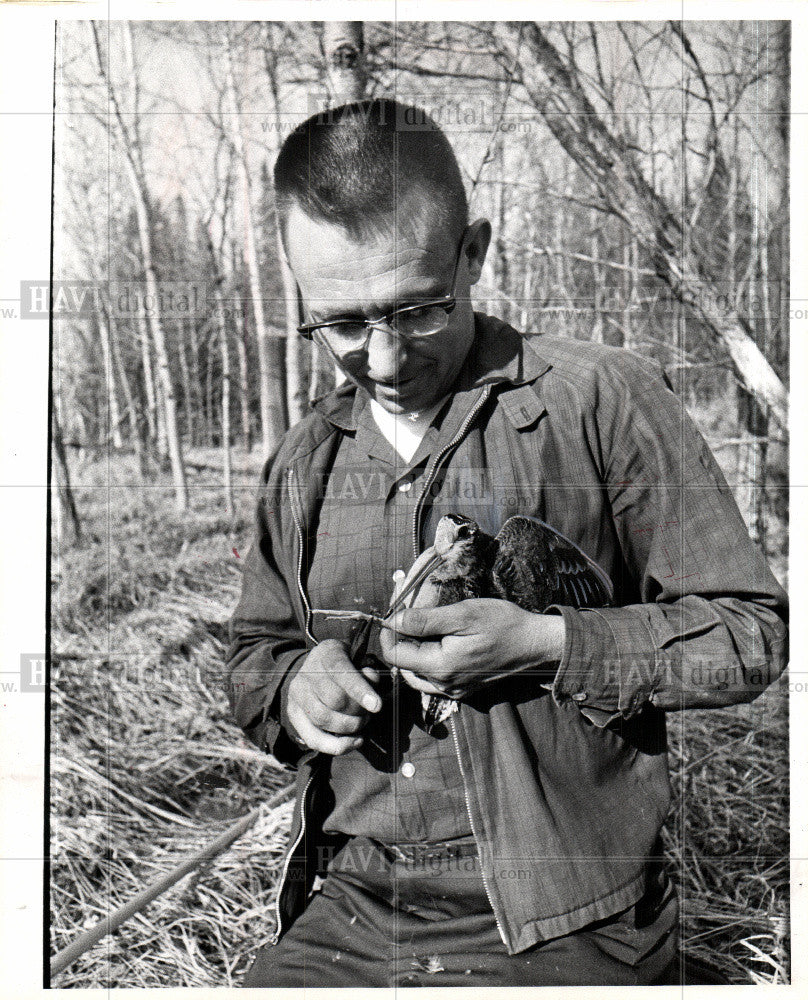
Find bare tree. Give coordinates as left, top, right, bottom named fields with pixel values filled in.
left=321, top=21, right=367, bottom=390
left=323, top=21, right=366, bottom=102
left=223, top=25, right=287, bottom=456
left=261, top=26, right=309, bottom=428
left=89, top=22, right=188, bottom=508
left=52, top=403, right=83, bottom=543
left=490, top=22, right=787, bottom=432
left=105, top=304, right=147, bottom=476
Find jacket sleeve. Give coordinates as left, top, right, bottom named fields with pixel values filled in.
left=225, top=455, right=309, bottom=768
left=546, top=353, right=788, bottom=727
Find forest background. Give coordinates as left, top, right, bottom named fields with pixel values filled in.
left=49, top=20, right=790, bottom=987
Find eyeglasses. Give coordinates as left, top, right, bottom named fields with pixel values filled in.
left=297, top=234, right=466, bottom=354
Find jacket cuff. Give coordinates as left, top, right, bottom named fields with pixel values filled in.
left=261, top=648, right=309, bottom=767
left=543, top=605, right=657, bottom=727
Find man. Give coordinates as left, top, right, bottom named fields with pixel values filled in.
left=227, top=99, right=788, bottom=987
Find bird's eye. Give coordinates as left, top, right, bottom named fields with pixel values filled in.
left=457, top=524, right=473, bottom=539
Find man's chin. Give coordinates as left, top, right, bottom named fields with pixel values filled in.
left=369, top=379, right=421, bottom=411
left=371, top=387, right=434, bottom=414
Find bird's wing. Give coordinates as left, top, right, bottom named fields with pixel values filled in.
left=494, top=515, right=613, bottom=609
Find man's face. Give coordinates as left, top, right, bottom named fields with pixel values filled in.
left=285, top=200, right=490, bottom=415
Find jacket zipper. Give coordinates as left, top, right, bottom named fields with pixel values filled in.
left=271, top=768, right=316, bottom=945
left=272, top=471, right=321, bottom=944
left=450, top=714, right=508, bottom=948
left=287, top=466, right=316, bottom=645
left=277, top=390, right=498, bottom=945
left=411, top=385, right=493, bottom=559
left=410, top=384, right=506, bottom=945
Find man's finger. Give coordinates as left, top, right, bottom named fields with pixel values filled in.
left=305, top=694, right=367, bottom=734
left=314, top=640, right=383, bottom=712
left=380, top=633, right=445, bottom=675
left=314, top=673, right=368, bottom=715
left=398, top=668, right=456, bottom=697
left=381, top=603, right=472, bottom=639
left=291, top=713, right=364, bottom=756
left=334, top=668, right=382, bottom=714
left=359, top=661, right=381, bottom=685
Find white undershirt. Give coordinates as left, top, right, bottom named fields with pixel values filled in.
left=370, top=397, right=447, bottom=462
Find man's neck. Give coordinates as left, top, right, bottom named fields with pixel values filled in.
left=369, top=396, right=447, bottom=461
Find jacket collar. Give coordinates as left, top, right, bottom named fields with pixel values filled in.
left=460, top=312, right=551, bottom=390
left=311, top=313, right=551, bottom=433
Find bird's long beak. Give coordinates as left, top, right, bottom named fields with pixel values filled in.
left=318, top=549, right=445, bottom=628
left=384, top=548, right=445, bottom=618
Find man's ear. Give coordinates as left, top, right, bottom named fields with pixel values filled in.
left=463, top=218, right=492, bottom=286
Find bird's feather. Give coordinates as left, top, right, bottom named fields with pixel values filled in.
left=493, top=515, right=613, bottom=609
left=413, top=513, right=613, bottom=732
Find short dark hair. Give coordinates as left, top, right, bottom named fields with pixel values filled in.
left=273, top=98, right=468, bottom=245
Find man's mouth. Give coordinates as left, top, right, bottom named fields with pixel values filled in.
left=373, top=374, right=417, bottom=392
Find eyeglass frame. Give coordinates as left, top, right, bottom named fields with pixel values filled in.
left=295, top=230, right=468, bottom=351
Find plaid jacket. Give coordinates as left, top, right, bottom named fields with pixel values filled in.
left=227, top=314, right=788, bottom=954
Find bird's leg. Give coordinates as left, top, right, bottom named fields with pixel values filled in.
left=320, top=609, right=388, bottom=626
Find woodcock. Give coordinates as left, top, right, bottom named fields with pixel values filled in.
left=394, top=514, right=614, bottom=730
left=338, top=513, right=613, bottom=734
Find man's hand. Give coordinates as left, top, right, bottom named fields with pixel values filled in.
left=378, top=599, right=565, bottom=699
left=285, top=639, right=382, bottom=755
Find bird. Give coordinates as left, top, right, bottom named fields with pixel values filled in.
left=394, top=513, right=614, bottom=731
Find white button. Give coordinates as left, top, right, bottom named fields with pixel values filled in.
left=401, top=762, right=416, bottom=778
left=572, top=692, right=588, bottom=703
left=392, top=570, right=406, bottom=583
left=398, top=480, right=413, bottom=493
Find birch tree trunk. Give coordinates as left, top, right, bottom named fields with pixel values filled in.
left=205, top=349, right=214, bottom=448
left=229, top=239, right=253, bottom=451
left=519, top=208, right=535, bottom=332
left=740, top=154, right=768, bottom=546
left=91, top=22, right=188, bottom=508
left=775, top=23, right=790, bottom=369
left=97, top=312, right=123, bottom=448
left=262, top=29, right=307, bottom=427
left=127, top=184, right=185, bottom=501
left=490, top=134, right=510, bottom=323
left=52, top=405, right=83, bottom=544
left=224, top=29, right=287, bottom=457
left=589, top=208, right=604, bottom=344
left=497, top=23, right=788, bottom=433
left=214, top=287, right=234, bottom=516
left=177, top=320, right=195, bottom=447
left=236, top=328, right=252, bottom=451
left=322, top=22, right=366, bottom=388
left=107, top=308, right=147, bottom=476
left=136, top=304, right=159, bottom=453
left=552, top=165, right=576, bottom=332
left=323, top=22, right=367, bottom=103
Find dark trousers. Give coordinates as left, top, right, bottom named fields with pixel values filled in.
left=243, top=837, right=679, bottom=987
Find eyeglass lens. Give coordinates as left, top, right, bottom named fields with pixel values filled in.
left=326, top=305, right=450, bottom=348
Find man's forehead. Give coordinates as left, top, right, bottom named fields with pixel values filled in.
left=284, top=201, right=456, bottom=275
left=284, top=212, right=458, bottom=321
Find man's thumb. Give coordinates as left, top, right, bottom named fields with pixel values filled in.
left=383, top=604, right=466, bottom=638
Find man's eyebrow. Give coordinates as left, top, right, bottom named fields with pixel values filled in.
left=309, top=281, right=451, bottom=324
left=309, top=304, right=366, bottom=324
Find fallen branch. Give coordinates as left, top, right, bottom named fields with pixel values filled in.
left=50, top=786, right=292, bottom=979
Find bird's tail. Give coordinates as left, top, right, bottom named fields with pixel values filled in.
left=422, top=692, right=459, bottom=731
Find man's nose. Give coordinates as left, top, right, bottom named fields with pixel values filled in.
left=365, top=324, right=408, bottom=380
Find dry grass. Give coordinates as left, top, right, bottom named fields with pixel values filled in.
left=664, top=687, right=789, bottom=984
left=50, top=452, right=789, bottom=987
